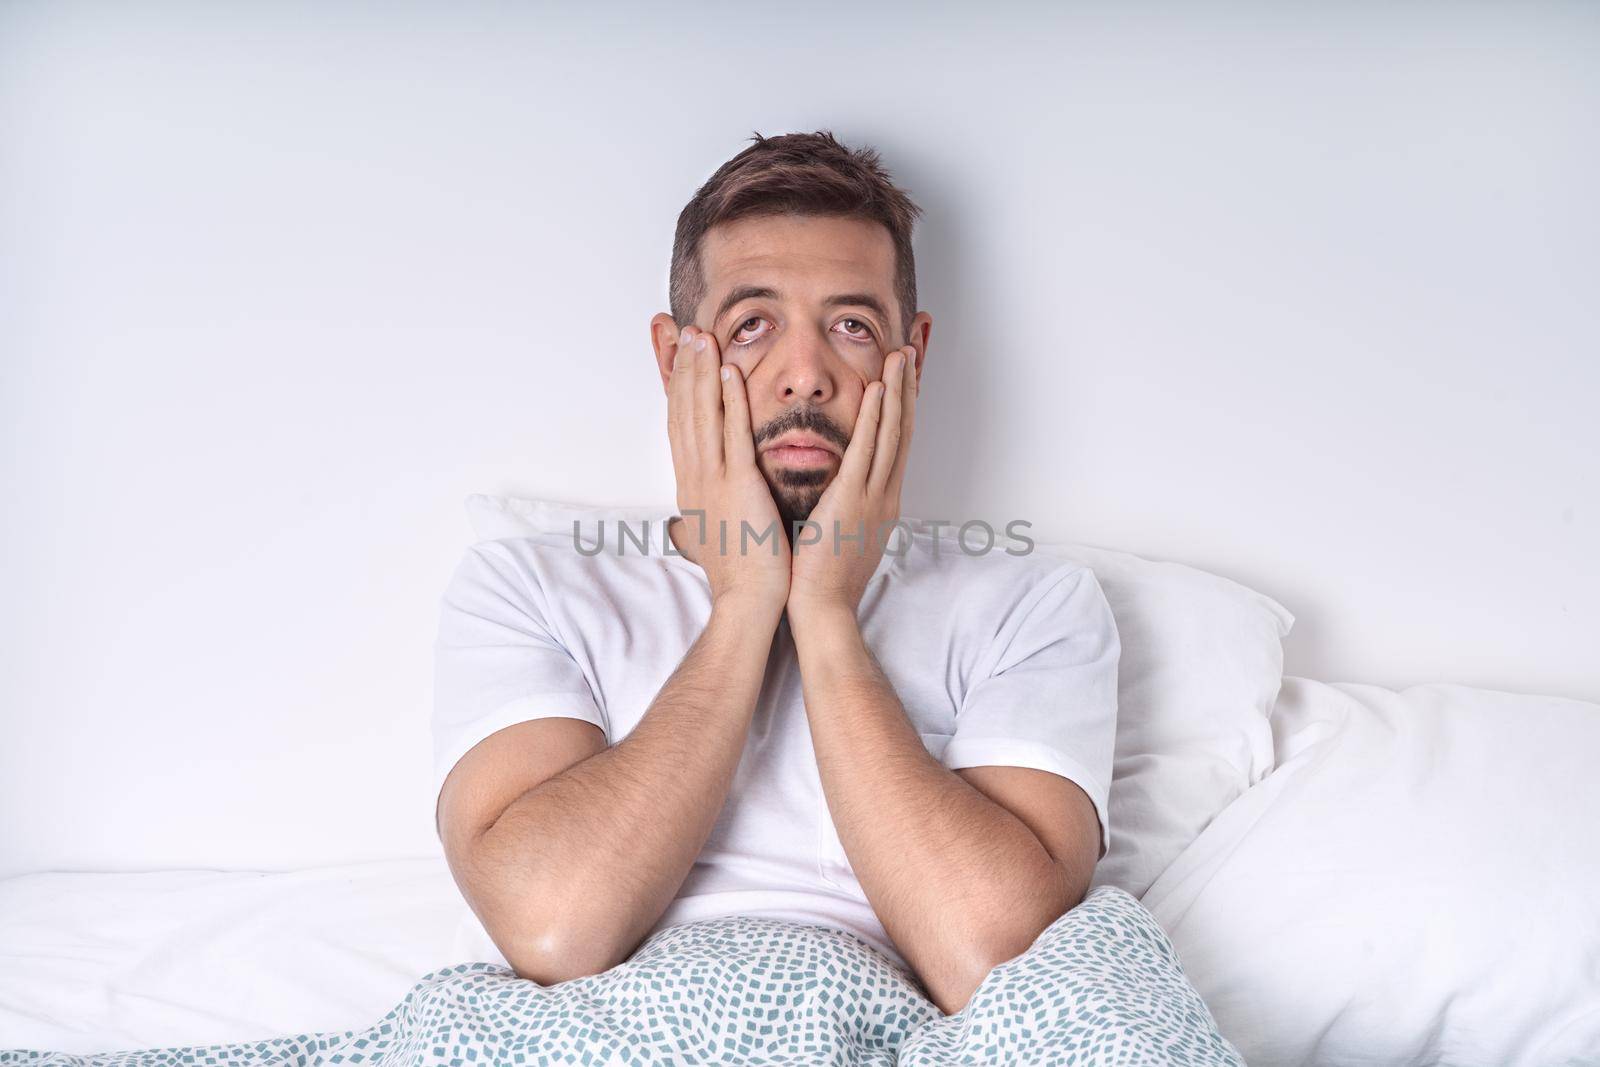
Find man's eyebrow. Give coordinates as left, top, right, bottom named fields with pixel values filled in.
left=713, top=285, right=778, bottom=327
left=712, top=285, right=893, bottom=330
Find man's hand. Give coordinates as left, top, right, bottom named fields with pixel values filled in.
left=789, top=346, right=918, bottom=615
left=666, top=324, right=791, bottom=615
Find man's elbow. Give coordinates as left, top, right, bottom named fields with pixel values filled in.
left=946, top=869, right=1094, bottom=1013
left=915, top=927, right=1015, bottom=1016
left=503, top=924, right=627, bottom=986
left=928, top=971, right=984, bottom=1017
left=933, top=938, right=1027, bottom=1014
left=484, top=888, right=635, bottom=986
left=461, top=861, right=636, bottom=986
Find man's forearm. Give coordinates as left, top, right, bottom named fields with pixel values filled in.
left=469, top=595, right=781, bottom=982
left=788, top=600, right=1073, bottom=1015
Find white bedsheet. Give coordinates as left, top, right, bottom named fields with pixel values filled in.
left=0, top=858, right=471, bottom=1055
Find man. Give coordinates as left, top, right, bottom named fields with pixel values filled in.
left=430, top=130, right=1120, bottom=1017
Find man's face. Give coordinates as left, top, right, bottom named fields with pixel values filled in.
left=653, top=213, right=928, bottom=528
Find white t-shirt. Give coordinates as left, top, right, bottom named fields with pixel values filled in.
left=430, top=518, right=1120, bottom=972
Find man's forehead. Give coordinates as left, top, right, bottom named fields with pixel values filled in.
left=701, top=215, right=895, bottom=310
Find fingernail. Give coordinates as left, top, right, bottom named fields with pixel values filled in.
left=695, top=336, right=708, bottom=350
left=720, top=365, right=730, bottom=381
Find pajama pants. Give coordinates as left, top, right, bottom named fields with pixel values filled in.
left=10, top=885, right=1244, bottom=1066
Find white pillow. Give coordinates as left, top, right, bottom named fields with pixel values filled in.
left=462, top=494, right=1295, bottom=898
left=1142, top=676, right=1600, bottom=1065
left=1018, top=534, right=1293, bottom=898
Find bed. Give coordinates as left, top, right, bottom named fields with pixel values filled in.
left=3, top=503, right=1596, bottom=1064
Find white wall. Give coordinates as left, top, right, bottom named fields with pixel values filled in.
left=3, top=1, right=1594, bottom=878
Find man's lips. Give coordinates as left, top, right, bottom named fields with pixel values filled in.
left=764, top=444, right=838, bottom=468
left=761, top=433, right=841, bottom=468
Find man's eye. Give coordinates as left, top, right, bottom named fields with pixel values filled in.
left=731, top=316, right=768, bottom=346
left=730, top=316, right=876, bottom=346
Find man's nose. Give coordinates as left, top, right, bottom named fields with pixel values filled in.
left=767, top=326, right=835, bottom=405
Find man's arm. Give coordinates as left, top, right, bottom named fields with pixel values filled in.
left=789, top=600, right=1091, bottom=1015
left=442, top=594, right=781, bottom=985
left=441, top=322, right=791, bottom=985
left=784, top=347, right=1102, bottom=1014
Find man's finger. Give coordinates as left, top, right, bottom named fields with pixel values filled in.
left=666, top=325, right=697, bottom=472
left=720, top=359, right=757, bottom=471
left=869, top=349, right=904, bottom=497
left=886, top=346, right=918, bottom=501
left=837, top=379, right=884, bottom=490
left=691, top=333, right=723, bottom=466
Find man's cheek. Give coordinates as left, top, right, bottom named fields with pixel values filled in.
left=725, top=346, right=762, bottom=377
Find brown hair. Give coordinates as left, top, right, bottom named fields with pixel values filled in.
left=669, top=130, right=924, bottom=345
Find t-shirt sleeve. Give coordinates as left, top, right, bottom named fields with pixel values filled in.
left=941, top=563, right=1120, bottom=859
left=430, top=541, right=609, bottom=836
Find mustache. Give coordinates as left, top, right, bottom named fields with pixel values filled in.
left=752, top=405, right=853, bottom=454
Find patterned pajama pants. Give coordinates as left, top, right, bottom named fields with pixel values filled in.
left=10, top=885, right=1244, bottom=1066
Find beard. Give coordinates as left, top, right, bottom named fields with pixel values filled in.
left=767, top=465, right=831, bottom=547
left=752, top=403, right=853, bottom=548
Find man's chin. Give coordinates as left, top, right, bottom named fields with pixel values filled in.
left=765, top=468, right=831, bottom=525
left=776, top=498, right=819, bottom=530
left=770, top=487, right=827, bottom=536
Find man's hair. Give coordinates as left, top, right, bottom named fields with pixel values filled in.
left=670, top=130, right=924, bottom=345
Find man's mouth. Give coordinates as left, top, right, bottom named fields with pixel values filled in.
left=765, top=444, right=837, bottom=468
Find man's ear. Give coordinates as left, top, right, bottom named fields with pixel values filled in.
left=650, top=312, right=685, bottom=395
left=904, top=311, right=932, bottom=388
